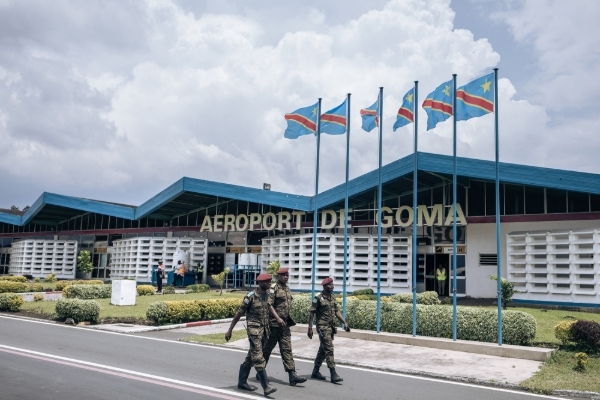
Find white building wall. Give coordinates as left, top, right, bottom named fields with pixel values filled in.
left=9, top=239, right=78, bottom=279
left=466, top=219, right=600, bottom=298
left=261, top=233, right=411, bottom=294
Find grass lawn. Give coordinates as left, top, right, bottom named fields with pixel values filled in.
left=521, top=350, right=600, bottom=393
left=20, top=291, right=245, bottom=321
left=181, top=329, right=247, bottom=345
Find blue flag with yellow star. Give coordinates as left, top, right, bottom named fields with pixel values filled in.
left=284, top=102, right=318, bottom=139
left=320, top=99, right=347, bottom=135
left=360, top=99, right=379, bottom=132
left=455, top=73, right=494, bottom=121
left=422, top=79, right=453, bottom=130
left=393, top=88, right=415, bottom=131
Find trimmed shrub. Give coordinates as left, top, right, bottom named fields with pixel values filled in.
left=352, top=288, right=374, bottom=296
left=0, top=276, right=27, bottom=283
left=571, top=320, right=600, bottom=351
left=63, top=284, right=112, bottom=299
left=0, top=293, right=24, bottom=311
left=44, top=273, right=57, bottom=283
left=554, top=320, right=576, bottom=345
left=575, top=352, right=588, bottom=371
left=55, top=298, right=100, bottom=323
left=146, top=298, right=241, bottom=325
left=27, top=283, right=44, bottom=292
left=56, top=279, right=104, bottom=291
left=292, top=298, right=536, bottom=345
left=34, top=277, right=41, bottom=283
left=186, top=284, right=210, bottom=293
left=162, top=286, right=175, bottom=295
left=137, top=285, right=155, bottom=296
left=390, top=291, right=441, bottom=305
left=33, top=293, right=44, bottom=302
left=0, top=281, right=28, bottom=293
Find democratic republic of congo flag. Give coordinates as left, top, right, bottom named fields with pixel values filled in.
left=360, top=99, right=379, bottom=132
left=284, top=102, right=318, bottom=139
left=455, top=73, right=494, bottom=121
left=393, top=88, right=415, bottom=131
left=320, top=99, right=347, bottom=135
left=422, top=79, right=453, bottom=130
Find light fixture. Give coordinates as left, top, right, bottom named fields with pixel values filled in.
left=263, top=183, right=271, bottom=190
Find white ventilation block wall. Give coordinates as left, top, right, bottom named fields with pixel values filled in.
left=508, top=228, right=600, bottom=305
left=262, top=233, right=411, bottom=294
left=9, top=239, right=78, bottom=279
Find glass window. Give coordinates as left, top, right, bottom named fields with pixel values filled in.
left=525, top=187, right=545, bottom=214
left=417, top=189, right=431, bottom=208
left=591, top=194, right=600, bottom=212
left=432, top=186, right=443, bottom=205
left=504, top=184, right=524, bottom=215
left=568, top=192, right=589, bottom=213
left=468, top=180, right=485, bottom=216
left=400, top=194, right=413, bottom=208
left=546, top=189, right=567, bottom=214
left=485, top=182, right=498, bottom=216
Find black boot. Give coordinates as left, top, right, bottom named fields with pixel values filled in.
left=255, top=371, right=268, bottom=384
left=237, top=364, right=256, bottom=391
left=330, top=367, right=343, bottom=383
left=288, top=370, right=307, bottom=386
left=257, top=370, right=276, bottom=396
left=311, top=365, right=326, bottom=380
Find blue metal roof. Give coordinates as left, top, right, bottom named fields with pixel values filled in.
left=2, top=152, right=600, bottom=227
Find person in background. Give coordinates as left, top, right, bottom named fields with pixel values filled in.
left=156, top=260, right=165, bottom=293
left=436, top=264, right=446, bottom=296
left=174, top=260, right=186, bottom=288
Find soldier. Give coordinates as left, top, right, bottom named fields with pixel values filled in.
left=307, top=277, right=350, bottom=383
left=261, top=268, right=307, bottom=386
left=225, top=273, right=285, bottom=396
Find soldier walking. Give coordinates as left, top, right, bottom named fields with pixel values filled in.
left=261, top=268, right=307, bottom=386
left=307, top=277, right=350, bottom=383
left=225, top=273, right=285, bottom=396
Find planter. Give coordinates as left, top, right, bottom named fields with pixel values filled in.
left=75, top=271, right=92, bottom=280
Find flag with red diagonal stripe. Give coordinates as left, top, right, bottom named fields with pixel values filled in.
left=360, top=98, right=379, bottom=132
left=455, top=73, right=494, bottom=121
left=320, top=99, right=347, bottom=135
left=393, top=87, right=415, bottom=131
left=284, top=102, right=318, bottom=139
left=422, top=79, right=453, bottom=130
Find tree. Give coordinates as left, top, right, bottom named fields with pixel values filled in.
left=488, top=275, right=518, bottom=310
left=10, top=205, right=18, bottom=211
left=23, top=205, right=30, bottom=212
left=266, top=260, right=280, bottom=282
left=77, top=250, right=94, bottom=275
left=211, top=267, right=230, bottom=296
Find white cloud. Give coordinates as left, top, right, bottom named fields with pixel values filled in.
left=0, top=0, right=596, bottom=209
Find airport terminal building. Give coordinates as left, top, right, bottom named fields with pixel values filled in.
left=1, top=152, right=599, bottom=307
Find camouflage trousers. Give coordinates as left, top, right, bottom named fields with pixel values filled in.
left=242, top=330, right=267, bottom=371
left=314, top=326, right=335, bottom=369
left=263, top=326, right=296, bottom=372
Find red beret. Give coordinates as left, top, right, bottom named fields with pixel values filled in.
left=256, top=273, right=272, bottom=282
left=321, top=277, right=333, bottom=285
left=276, top=268, right=289, bottom=275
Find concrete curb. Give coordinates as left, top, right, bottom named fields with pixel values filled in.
left=112, top=317, right=247, bottom=333
left=289, top=324, right=555, bottom=362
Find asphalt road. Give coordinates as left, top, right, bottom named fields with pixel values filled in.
left=0, top=315, right=568, bottom=400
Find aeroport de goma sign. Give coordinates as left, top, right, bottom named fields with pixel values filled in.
left=198, top=203, right=467, bottom=232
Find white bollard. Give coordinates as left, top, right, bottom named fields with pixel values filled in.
left=111, top=280, right=136, bottom=306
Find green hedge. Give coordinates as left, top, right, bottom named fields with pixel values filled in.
left=352, top=288, right=374, bottom=296
left=55, top=298, right=100, bottom=323
left=390, top=291, right=441, bottom=305
left=0, top=281, right=28, bottom=293
left=56, top=280, right=104, bottom=291
left=137, top=285, right=155, bottom=296
left=162, top=286, right=175, bottom=294
left=186, top=284, right=210, bottom=293
left=63, top=284, right=112, bottom=299
left=0, top=276, right=27, bottom=283
left=0, top=293, right=24, bottom=311
left=27, top=283, right=44, bottom=292
left=44, top=273, right=57, bottom=283
left=289, top=297, right=536, bottom=345
left=146, top=298, right=240, bottom=325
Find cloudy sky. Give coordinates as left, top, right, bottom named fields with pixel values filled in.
left=1, top=0, right=598, bottom=209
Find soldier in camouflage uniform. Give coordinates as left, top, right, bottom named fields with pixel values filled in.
left=262, top=268, right=307, bottom=386
left=307, top=277, right=350, bottom=383
left=225, top=273, right=285, bottom=396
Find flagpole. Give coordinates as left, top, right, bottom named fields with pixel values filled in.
left=494, top=68, right=503, bottom=345
left=412, top=81, right=418, bottom=337
left=343, top=93, right=351, bottom=319
left=452, top=74, right=458, bottom=341
left=376, top=87, right=383, bottom=333
left=311, top=98, right=322, bottom=300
